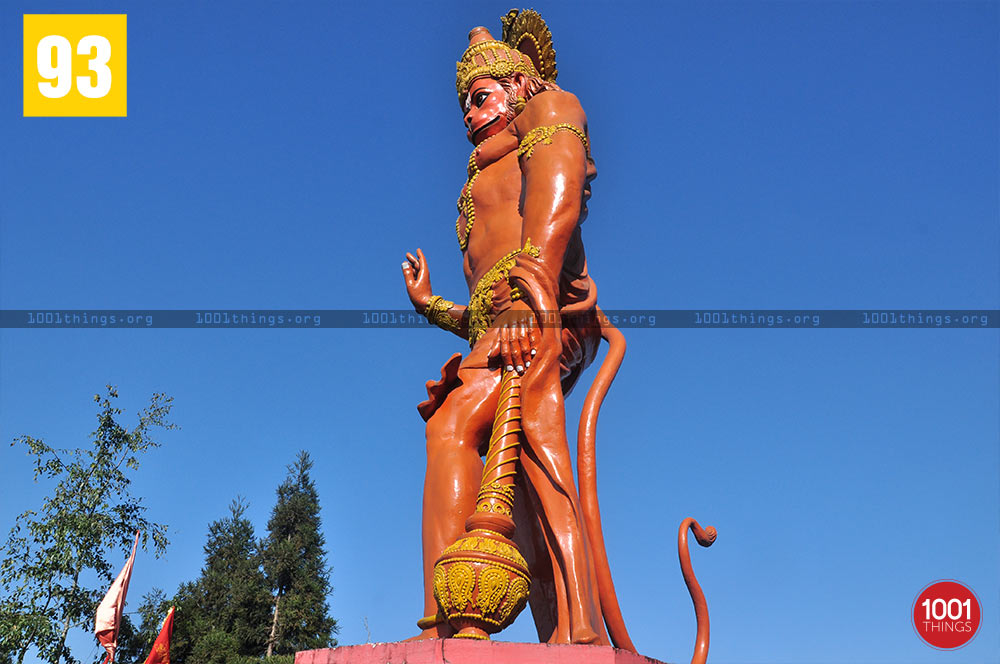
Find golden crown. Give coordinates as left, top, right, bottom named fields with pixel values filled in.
left=456, top=9, right=558, bottom=103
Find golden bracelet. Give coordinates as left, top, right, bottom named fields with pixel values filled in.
left=425, top=295, right=462, bottom=334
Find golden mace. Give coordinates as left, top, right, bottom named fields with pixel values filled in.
left=432, top=369, right=531, bottom=639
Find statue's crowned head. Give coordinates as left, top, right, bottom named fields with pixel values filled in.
left=457, top=9, right=561, bottom=145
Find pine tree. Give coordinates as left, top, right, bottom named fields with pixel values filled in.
left=167, top=579, right=208, bottom=663
left=173, top=499, right=272, bottom=663
left=262, top=452, right=338, bottom=655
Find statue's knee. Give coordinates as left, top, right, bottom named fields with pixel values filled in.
left=425, top=410, right=478, bottom=457
left=425, top=412, right=458, bottom=454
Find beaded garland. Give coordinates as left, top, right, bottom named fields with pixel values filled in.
left=455, top=147, right=480, bottom=250
left=457, top=123, right=587, bottom=251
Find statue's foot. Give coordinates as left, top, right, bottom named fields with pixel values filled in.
left=570, top=627, right=600, bottom=645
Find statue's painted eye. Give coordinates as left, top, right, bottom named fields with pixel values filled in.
left=476, top=92, right=489, bottom=106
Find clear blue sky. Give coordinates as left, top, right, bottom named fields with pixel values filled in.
left=2, top=1, right=998, bottom=663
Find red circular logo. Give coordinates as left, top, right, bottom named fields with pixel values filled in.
left=912, top=580, right=982, bottom=650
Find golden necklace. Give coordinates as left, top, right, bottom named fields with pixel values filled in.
left=456, top=124, right=589, bottom=251
left=455, top=146, right=479, bottom=250
left=456, top=130, right=511, bottom=250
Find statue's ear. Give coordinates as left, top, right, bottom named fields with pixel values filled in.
left=511, top=71, right=528, bottom=96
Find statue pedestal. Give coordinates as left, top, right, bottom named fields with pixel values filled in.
left=295, top=641, right=667, bottom=664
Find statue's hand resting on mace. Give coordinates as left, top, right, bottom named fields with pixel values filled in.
left=486, top=301, right=537, bottom=376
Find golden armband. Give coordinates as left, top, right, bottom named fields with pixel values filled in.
left=516, top=123, right=590, bottom=160
left=425, top=295, right=462, bottom=334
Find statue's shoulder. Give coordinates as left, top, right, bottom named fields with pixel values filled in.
left=515, top=90, right=587, bottom=136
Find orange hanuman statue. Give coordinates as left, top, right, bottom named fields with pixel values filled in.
left=401, top=9, right=715, bottom=659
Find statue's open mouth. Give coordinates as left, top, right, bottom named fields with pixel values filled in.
left=471, top=115, right=501, bottom=142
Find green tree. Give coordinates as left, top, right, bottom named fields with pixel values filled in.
left=113, top=588, right=170, bottom=663
left=171, top=499, right=272, bottom=663
left=190, top=630, right=239, bottom=664
left=0, top=386, right=172, bottom=664
left=167, top=580, right=209, bottom=663
left=262, top=452, right=338, bottom=655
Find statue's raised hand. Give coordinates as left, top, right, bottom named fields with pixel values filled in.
left=401, top=248, right=432, bottom=313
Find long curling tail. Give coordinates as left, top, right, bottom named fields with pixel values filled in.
left=577, top=306, right=637, bottom=653
left=678, top=517, right=717, bottom=664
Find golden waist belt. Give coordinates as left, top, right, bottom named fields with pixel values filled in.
left=467, top=239, right=540, bottom=347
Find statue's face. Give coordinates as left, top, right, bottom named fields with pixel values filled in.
left=463, top=78, right=511, bottom=146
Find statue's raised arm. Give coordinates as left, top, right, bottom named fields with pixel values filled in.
left=402, top=248, right=469, bottom=340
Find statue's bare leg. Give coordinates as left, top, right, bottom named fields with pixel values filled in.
left=516, top=326, right=607, bottom=646
left=512, top=472, right=558, bottom=642
left=519, top=443, right=603, bottom=644
left=411, top=365, right=501, bottom=639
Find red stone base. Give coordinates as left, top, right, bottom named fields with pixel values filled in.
left=295, top=641, right=667, bottom=664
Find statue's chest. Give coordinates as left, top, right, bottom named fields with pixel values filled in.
left=456, top=147, right=521, bottom=250
left=469, top=153, right=521, bottom=209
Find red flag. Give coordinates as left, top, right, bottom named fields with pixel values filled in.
left=143, top=606, right=174, bottom=664
left=95, top=531, right=140, bottom=664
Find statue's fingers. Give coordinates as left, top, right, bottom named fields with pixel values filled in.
left=416, top=248, right=428, bottom=270
left=518, top=332, right=533, bottom=369
left=509, top=325, right=526, bottom=374
left=526, top=316, right=539, bottom=354
left=500, top=327, right=514, bottom=372
left=517, top=322, right=534, bottom=371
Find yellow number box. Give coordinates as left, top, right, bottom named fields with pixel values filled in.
left=23, top=14, right=127, bottom=117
